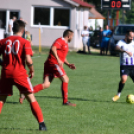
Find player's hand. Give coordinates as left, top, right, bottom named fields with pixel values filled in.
left=126, top=51, right=132, bottom=57
left=58, top=59, right=63, bottom=68
left=29, top=70, right=34, bottom=79
left=68, top=64, right=76, bottom=70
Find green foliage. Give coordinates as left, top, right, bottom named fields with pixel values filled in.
left=125, top=1, right=134, bottom=24
left=1, top=48, right=134, bottom=133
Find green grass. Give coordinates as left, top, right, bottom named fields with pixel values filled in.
left=1, top=48, right=134, bottom=134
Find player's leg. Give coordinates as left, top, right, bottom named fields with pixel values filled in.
left=33, top=75, right=54, bottom=93
left=0, top=78, right=12, bottom=112
left=24, top=93, right=47, bottom=131
left=15, top=77, right=47, bottom=130
left=19, top=92, right=25, bottom=104
left=59, top=75, right=76, bottom=107
left=0, top=96, right=7, bottom=113
left=112, top=75, right=127, bottom=102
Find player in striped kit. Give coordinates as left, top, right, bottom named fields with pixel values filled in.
left=113, top=30, right=134, bottom=102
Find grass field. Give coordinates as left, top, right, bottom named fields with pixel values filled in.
left=1, top=47, right=134, bottom=134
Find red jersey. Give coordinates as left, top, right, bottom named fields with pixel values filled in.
left=0, top=36, right=33, bottom=78
left=46, top=37, right=68, bottom=64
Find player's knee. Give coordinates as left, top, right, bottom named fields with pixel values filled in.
left=42, top=82, right=50, bottom=89
left=121, top=79, right=127, bottom=83
left=121, top=75, right=127, bottom=83
left=64, top=76, right=69, bottom=83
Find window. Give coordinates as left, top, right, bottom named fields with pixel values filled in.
left=114, top=26, right=134, bottom=35
left=0, top=10, right=19, bottom=32
left=32, top=6, right=70, bottom=27
left=10, top=11, right=19, bottom=19
left=34, top=7, right=50, bottom=25
left=0, top=11, right=6, bottom=29
left=54, top=9, right=70, bottom=27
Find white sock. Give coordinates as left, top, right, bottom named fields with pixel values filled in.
left=117, top=93, right=121, bottom=97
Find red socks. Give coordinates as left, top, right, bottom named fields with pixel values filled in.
left=61, top=82, right=68, bottom=104
left=0, top=102, right=3, bottom=114
left=33, top=84, right=43, bottom=93
left=30, top=101, right=44, bottom=123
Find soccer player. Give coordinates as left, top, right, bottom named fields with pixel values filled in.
left=112, top=30, right=134, bottom=102
left=0, top=20, right=47, bottom=130
left=32, top=29, right=76, bottom=106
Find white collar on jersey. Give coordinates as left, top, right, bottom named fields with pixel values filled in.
left=62, top=37, right=67, bottom=43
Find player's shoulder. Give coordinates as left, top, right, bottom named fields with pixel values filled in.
left=119, top=39, right=125, bottom=43
left=55, top=37, right=64, bottom=43
left=117, top=39, right=125, bottom=46
left=131, top=40, right=134, bottom=45
left=53, top=37, right=66, bottom=46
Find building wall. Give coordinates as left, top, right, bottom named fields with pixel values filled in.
left=83, top=8, right=89, bottom=26
left=0, top=0, right=90, bottom=49
left=0, top=0, right=76, bottom=48
left=74, top=7, right=90, bottom=50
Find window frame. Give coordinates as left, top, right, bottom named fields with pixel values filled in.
left=0, top=9, right=20, bottom=33
left=31, top=6, right=71, bottom=29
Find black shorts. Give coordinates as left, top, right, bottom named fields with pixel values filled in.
left=120, top=65, right=134, bottom=82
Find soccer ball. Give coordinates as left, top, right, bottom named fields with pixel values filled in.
left=126, top=94, right=134, bottom=104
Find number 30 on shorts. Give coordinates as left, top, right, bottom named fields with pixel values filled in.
left=5, top=39, right=20, bottom=55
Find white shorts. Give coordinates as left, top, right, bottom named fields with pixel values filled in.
left=82, top=39, right=88, bottom=46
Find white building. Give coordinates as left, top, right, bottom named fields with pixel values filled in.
left=0, top=0, right=104, bottom=49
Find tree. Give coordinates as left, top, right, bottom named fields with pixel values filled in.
left=125, top=1, right=134, bottom=24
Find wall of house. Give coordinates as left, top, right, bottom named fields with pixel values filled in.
left=74, top=7, right=90, bottom=50
left=83, top=8, right=89, bottom=27
left=0, top=0, right=77, bottom=49
left=73, top=7, right=84, bottom=50
left=0, top=0, right=90, bottom=50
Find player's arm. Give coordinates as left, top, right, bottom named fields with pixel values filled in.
left=51, top=46, right=63, bottom=67
left=115, top=45, right=132, bottom=57
left=64, top=58, right=76, bottom=70
left=26, top=55, right=34, bottom=79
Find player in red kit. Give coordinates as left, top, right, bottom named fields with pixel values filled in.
left=34, top=29, right=76, bottom=106
left=21, top=29, right=76, bottom=106
left=0, top=20, right=47, bottom=131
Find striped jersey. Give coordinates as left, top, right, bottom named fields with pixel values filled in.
left=116, top=39, right=134, bottom=66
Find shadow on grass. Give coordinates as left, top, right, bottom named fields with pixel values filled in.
left=36, top=95, right=126, bottom=104
left=77, top=50, right=119, bottom=58
left=5, top=102, right=19, bottom=104
left=4, top=96, right=125, bottom=104
left=0, top=128, right=38, bottom=131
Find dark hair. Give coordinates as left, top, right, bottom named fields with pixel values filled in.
left=12, top=20, right=25, bottom=33
left=63, top=29, right=73, bottom=37
left=126, top=29, right=133, bottom=35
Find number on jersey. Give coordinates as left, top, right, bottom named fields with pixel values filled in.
left=5, top=40, right=20, bottom=55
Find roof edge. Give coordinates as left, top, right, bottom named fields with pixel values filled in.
left=64, top=0, right=79, bottom=7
